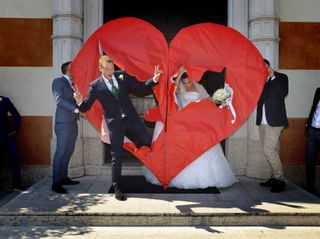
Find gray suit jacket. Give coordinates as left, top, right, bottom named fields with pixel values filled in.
left=52, top=76, right=78, bottom=123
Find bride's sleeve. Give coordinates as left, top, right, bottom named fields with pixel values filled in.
left=174, top=81, right=185, bottom=109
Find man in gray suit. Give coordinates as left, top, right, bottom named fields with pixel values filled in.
left=256, top=59, right=289, bottom=193
left=52, top=61, right=80, bottom=194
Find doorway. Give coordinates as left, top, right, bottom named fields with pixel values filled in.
left=102, top=1, right=228, bottom=164
left=104, top=1, right=227, bottom=43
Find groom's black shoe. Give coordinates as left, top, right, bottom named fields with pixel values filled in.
left=60, top=178, right=80, bottom=185
left=259, top=178, right=275, bottom=187
left=114, top=185, right=126, bottom=201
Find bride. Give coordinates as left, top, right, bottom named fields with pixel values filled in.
left=143, top=67, right=237, bottom=189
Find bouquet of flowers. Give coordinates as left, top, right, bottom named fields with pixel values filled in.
left=212, top=87, right=231, bottom=106
left=211, top=83, right=236, bottom=124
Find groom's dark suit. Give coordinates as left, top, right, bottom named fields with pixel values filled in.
left=78, top=70, right=157, bottom=186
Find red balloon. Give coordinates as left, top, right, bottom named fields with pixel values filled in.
left=71, top=17, right=267, bottom=188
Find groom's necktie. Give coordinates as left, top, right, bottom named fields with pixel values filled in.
left=109, top=79, right=126, bottom=119
left=109, top=80, right=119, bottom=99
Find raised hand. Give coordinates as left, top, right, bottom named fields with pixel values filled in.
left=153, top=65, right=163, bottom=82
left=178, top=66, right=186, bottom=74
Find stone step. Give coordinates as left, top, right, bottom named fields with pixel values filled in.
left=1, top=176, right=320, bottom=227
left=1, top=211, right=320, bottom=226
left=101, top=161, right=143, bottom=176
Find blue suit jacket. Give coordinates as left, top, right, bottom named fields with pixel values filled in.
left=0, top=96, right=21, bottom=139
left=78, top=71, right=156, bottom=131
left=52, top=76, right=78, bottom=123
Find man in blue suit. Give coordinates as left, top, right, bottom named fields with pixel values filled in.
left=52, top=61, right=80, bottom=194
left=74, top=55, right=161, bottom=200
left=0, top=96, right=22, bottom=191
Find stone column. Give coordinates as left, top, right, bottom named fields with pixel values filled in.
left=81, top=0, right=104, bottom=175
left=227, top=0, right=249, bottom=175
left=245, top=0, right=280, bottom=178
left=51, top=0, right=85, bottom=178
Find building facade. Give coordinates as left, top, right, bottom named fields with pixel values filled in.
left=0, top=0, right=319, bottom=188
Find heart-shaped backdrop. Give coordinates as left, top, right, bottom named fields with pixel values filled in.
left=71, top=17, right=267, bottom=188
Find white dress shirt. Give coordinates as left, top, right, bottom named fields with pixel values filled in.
left=63, top=74, right=73, bottom=87
left=102, top=74, right=119, bottom=92
left=261, top=76, right=275, bottom=125
left=311, top=101, right=320, bottom=128
left=64, top=74, right=79, bottom=113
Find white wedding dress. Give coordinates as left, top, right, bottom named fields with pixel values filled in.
left=143, top=82, right=237, bottom=189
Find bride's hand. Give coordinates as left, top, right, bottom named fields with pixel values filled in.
left=178, top=66, right=186, bottom=74
left=153, top=65, right=163, bottom=82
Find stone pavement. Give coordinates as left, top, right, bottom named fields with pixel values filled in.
left=0, top=175, right=320, bottom=238
left=0, top=226, right=320, bottom=239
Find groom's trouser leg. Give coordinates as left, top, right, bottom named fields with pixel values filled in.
left=259, top=125, right=284, bottom=180
left=110, top=129, right=124, bottom=187
left=124, top=120, right=151, bottom=147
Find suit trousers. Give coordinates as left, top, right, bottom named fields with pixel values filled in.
left=305, top=127, right=320, bottom=189
left=110, top=118, right=151, bottom=187
left=0, top=137, right=21, bottom=188
left=259, top=125, right=284, bottom=180
left=52, top=120, right=78, bottom=184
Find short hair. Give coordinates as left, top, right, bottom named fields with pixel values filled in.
left=99, top=55, right=113, bottom=64
left=264, top=59, right=270, bottom=67
left=61, top=61, right=71, bottom=75
left=181, top=72, right=188, bottom=80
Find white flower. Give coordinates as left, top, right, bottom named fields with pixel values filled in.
left=118, top=74, right=124, bottom=80
left=212, top=83, right=237, bottom=124
left=212, top=88, right=230, bottom=105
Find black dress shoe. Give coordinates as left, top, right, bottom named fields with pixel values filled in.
left=60, top=178, right=80, bottom=185
left=259, top=178, right=275, bottom=187
left=270, top=180, right=286, bottom=193
left=114, top=186, right=126, bottom=201
left=51, top=184, right=68, bottom=194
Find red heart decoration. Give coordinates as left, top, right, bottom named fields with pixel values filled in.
left=71, top=17, right=267, bottom=188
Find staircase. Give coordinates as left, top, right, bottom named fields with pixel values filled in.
left=0, top=176, right=320, bottom=227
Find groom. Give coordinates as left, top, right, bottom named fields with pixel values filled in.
left=74, top=55, right=161, bottom=200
